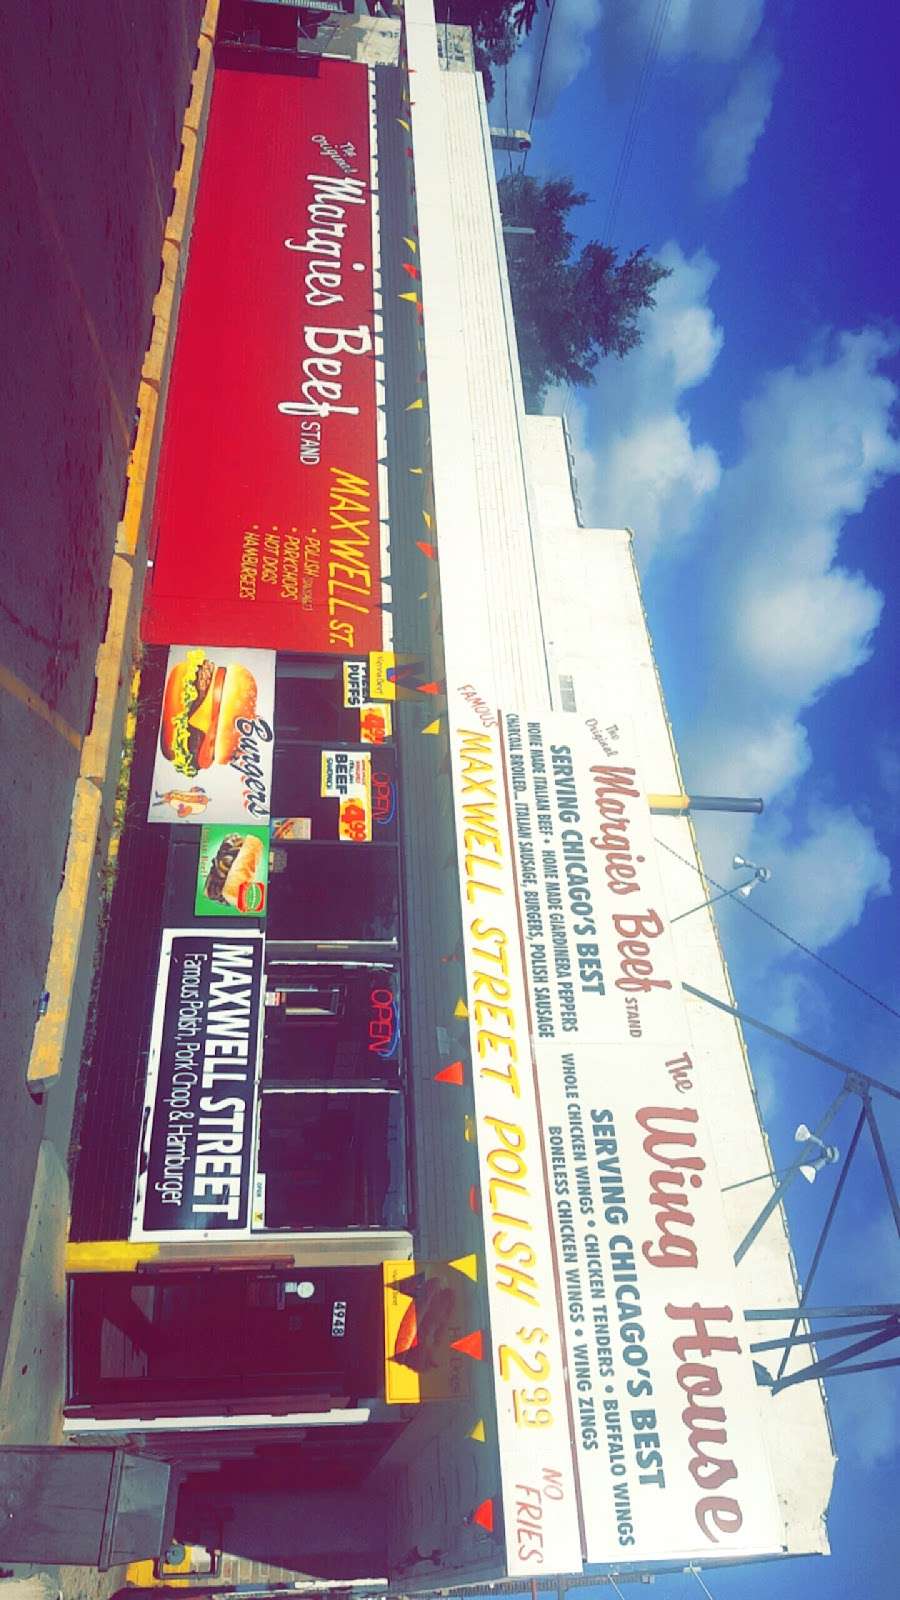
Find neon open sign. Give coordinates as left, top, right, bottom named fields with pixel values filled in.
left=369, top=985, right=400, bottom=1058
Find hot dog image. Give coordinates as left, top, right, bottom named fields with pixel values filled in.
left=152, top=785, right=211, bottom=818
left=160, top=648, right=258, bottom=779
left=204, top=831, right=265, bottom=908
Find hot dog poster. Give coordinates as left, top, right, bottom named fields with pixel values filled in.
left=195, top=825, right=270, bottom=917
left=150, top=645, right=276, bottom=826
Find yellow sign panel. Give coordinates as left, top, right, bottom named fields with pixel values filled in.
left=338, top=790, right=372, bottom=842
left=384, top=1261, right=421, bottom=1403
left=360, top=701, right=392, bottom=744
left=382, top=1260, right=471, bottom=1405
left=369, top=650, right=396, bottom=701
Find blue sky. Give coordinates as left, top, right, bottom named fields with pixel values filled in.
left=497, top=2, right=900, bottom=1595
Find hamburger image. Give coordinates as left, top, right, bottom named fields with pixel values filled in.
left=161, top=649, right=257, bottom=779
left=203, top=831, right=266, bottom=911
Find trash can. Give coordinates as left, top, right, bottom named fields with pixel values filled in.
left=0, top=1447, right=176, bottom=1568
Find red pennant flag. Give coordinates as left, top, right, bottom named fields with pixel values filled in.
left=402, top=262, right=421, bottom=280
left=472, top=1498, right=494, bottom=1532
left=452, top=1329, right=485, bottom=1361
left=416, top=541, right=438, bottom=560
left=416, top=681, right=442, bottom=695
left=434, top=1060, right=464, bottom=1085
left=468, top=1185, right=480, bottom=1213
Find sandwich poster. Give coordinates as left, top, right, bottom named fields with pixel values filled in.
left=195, top=825, right=270, bottom=917
left=150, top=645, right=276, bottom=826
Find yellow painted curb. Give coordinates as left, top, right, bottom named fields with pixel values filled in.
left=201, top=0, right=221, bottom=41
left=185, top=32, right=214, bottom=134
left=79, top=554, right=135, bottom=784
left=66, top=1239, right=161, bottom=1273
left=116, top=378, right=159, bottom=556
left=27, top=779, right=103, bottom=1092
left=141, top=238, right=180, bottom=388
left=165, top=123, right=198, bottom=249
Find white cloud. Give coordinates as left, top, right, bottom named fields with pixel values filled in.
left=506, top=0, right=603, bottom=124
left=561, top=241, right=724, bottom=554
left=694, top=800, right=890, bottom=977
left=595, top=319, right=900, bottom=963
left=601, top=413, right=721, bottom=544
left=754, top=804, right=891, bottom=951
left=825, top=1210, right=900, bottom=1468
left=600, top=0, right=765, bottom=97
left=699, top=53, right=782, bottom=197
left=539, top=0, right=604, bottom=111
left=508, top=0, right=765, bottom=120
left=684, top=328, right=900, bottom=811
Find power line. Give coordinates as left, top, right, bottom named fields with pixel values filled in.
left=601, top=0, right=671, bottom=244
left=521, top=0, right=559, bottom=167
left=687, top=1567, right=717, bottom=1600
left=658, top=837, right=900, bottom=1025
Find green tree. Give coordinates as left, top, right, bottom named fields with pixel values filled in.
left=498, top=173, right=672, bottom=409
left=438, top=0, right=547, bottom=95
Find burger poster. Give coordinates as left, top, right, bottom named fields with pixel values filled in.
left=195, top=825, right=270, bottom=917
left=150, top=645, right=276, bottom=826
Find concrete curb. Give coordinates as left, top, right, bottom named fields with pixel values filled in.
left=25, top=0, right=219, bottom=1096
left=25, top=781, right=104, bottom=1094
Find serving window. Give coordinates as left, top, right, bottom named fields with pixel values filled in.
left=263, top=964, right=401, bottom=1084
left=266, top=844, right=399, bottom=943
left=275, top=659, right=394, bottom=748
left=255, top=1089, right=407, bottom=1231
left=270, top=744, right=399, bottom=845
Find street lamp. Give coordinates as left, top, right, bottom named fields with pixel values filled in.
left=793, top=1123, right=841, bottom=1182
left=722, top=1125, right=841, bottom=1192
left=671, top=855, right=772, bottom=923
left=732, top=854, right=773, bottom=895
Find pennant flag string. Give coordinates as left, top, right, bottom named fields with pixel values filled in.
left=471, top=1498, right=494, bottom=1533
left=448, top=1253, right=478, bottom=1282
left=434, top=1060, right=465, bottom=1085
left=451, top=1329, right=485, bottom=1361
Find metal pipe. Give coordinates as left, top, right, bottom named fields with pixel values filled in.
left=681, top=983, right=900, bottom=1102
left=648, top=794, right=763, bottom=814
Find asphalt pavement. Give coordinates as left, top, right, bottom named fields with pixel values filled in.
left=0, top=0, right=204, bottom=1442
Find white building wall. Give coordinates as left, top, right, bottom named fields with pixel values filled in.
left=404, top=0, right=834, bottom=1563
left=526, top=417, right=835, bottom=1557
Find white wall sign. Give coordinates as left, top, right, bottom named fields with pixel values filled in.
left=502, top=711, right=683, bottom=1045
left=538, top=1040, right=784, bottom=1564
left=450, top=697, right=584, bottom=1576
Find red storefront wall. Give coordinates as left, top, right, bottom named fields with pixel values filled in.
left=142, top=56, right=383, bottom=655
